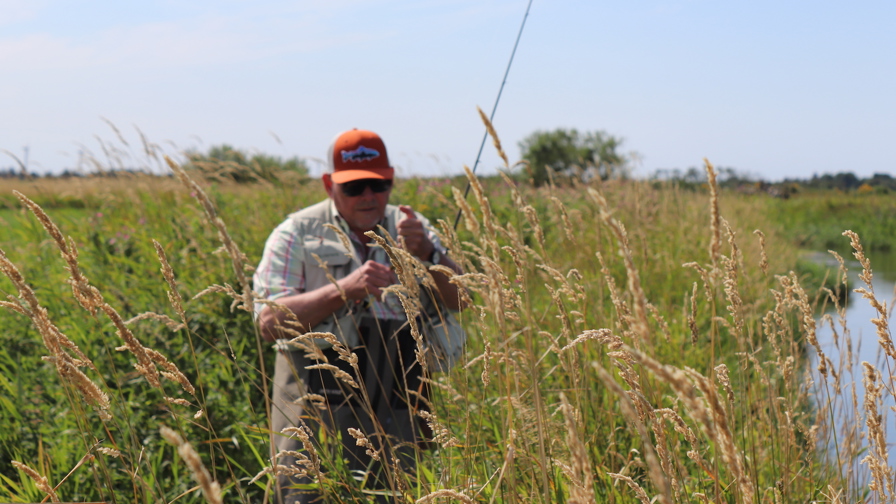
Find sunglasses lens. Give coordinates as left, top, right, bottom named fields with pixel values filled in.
left=341, top=179, right=392, bottom=196
left=369, top=180, right=392, bottom=193
left=341, top=180, right=365, bottom=196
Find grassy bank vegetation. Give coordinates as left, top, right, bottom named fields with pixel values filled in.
left=766, top=190, right=896, bottom=254
left=0, top=150, right=891, bottom=503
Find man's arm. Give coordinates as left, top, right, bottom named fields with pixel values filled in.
left=428, top=253, right=466, bottom=311
left=257, top=260, right=396, bottom=341
left=396, top=205, right=467, bottom=311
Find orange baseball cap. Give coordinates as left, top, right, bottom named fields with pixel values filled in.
left=327, top=129, right=395, bottom=183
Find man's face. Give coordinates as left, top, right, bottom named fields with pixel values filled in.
left=324, top=174, right=392, bottom=234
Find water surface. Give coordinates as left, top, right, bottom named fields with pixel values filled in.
left=812, top=249, right=896, bottom=484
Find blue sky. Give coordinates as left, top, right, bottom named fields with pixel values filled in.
left=2, top=0, right=894, bottom=181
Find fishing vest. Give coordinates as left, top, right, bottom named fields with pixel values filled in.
left=284, top=199, right=466, bottom=371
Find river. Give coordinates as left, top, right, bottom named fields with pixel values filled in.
left=811, top=249, right=896, bottom=486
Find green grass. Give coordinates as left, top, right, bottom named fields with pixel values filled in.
left=0, top=168, right=886, bottom=503
left=766, top=190, right=896, bottom=253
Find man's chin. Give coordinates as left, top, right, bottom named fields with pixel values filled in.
left=356, top=220, right=382, bottom=233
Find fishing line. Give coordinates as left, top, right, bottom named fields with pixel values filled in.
left=453, top=0, right=533, bottom=231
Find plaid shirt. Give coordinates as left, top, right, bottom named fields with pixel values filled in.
left=253, top=199, right=446, bottom=323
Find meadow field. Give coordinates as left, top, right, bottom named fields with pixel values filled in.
left=0, top=154, right=894, bottom=503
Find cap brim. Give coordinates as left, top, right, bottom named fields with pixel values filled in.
left=331, top=167, right=394, bottom=184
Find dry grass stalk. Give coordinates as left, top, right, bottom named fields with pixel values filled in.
left=688, top=282, right=699, bottom=344
left=383, top=284, right=428, bottom=369
left=521, top=205, right=546, bottom=255
left=102, top=302, right=171, bottom=390
left=451, top=186, right=480, bottom=235
left=753, top=230, right=769, bottom=275
left=125, top=312, right=185, bottom=331
left=416, top=489, right=475, bottom=504
left=0, top=299, right=27, bottom=315
left=497, top=169, right=526, bottom=213
left=642, top=439, right=676, bottom=499
left=629, top=348, right=754, bottom=503
left=96, top=446, right=122, bottom=457
left=551, top=196, right=577, bottom=243
left=311, top=253, right=348, bottom=301
left=322, top=223, right=355, bottom=259
left=588, top=188, right=651, bottom=343
left=481, top=339, right=492, bottom=386
left=683, top=261, right=715, bottom=306
left=160, top=426, right=223, bottom=504
left=721, top=221, right=745, bottom=340
left=56, top=358, right=113, bottom=418
left=611, top=360, right=652, bottom=421
left=821, top=485, right=845, bottom=504
left=861, top=361, right=894, bottom=499
left=477, top=106, right=509, bottom=168
left=843, top=230, right=896, bottom=360
left=249, top=461, right=307, bottom=485
left=561, top=328, right=618, bottom=352
left=304, top=363, right=359, bottom=389
left=166, top=156, right=254, bottom=312
left=12, top=461, right=59, bottom=503
left=418, top=409, right=458, bottom=448
left=646, top=303, right=671, bottom=342
left=153, top=239, right=187, bottom=323
left=281, top=424, right=321, bottom=475
left=295, top=393, right=328, bottom=411
left=714, top=364, right=735, bottom=406
left=597, top=252, right=633, bottom=333
left=16, top=164, right=196, bottom=398
left=693, top=492, right=711, bottom=504
left=559, top=393, right=596, bottom=504
left=704, top=158, right=721, bottom=266
left=365, top=229, right=405, bottom=277
left=13, top=190, right=105, bottom=314
left=781, top=272, right=828, bottom=378
left=654, top=408, right=698, bottom=446
left=421, top=376, right=463, bottom=402
left=100, top=303, right=196, bottom=395
left=592, top=362, right=672, bottom=504
left=537, top=264, right=583, bottom=305
left=0, top=248, right=111, bottom=420
left=347, top=427, right=381, bottom=461
left=606, top=472, right=650, bottom=504
left=146, top=348, right=196, bottom=396
left=464, top=164, right=500, bottom=254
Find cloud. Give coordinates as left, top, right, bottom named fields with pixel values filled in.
left=0, top=5, right=401, bottom=74
left=0, top=0, right=44, bottom=26
left=0, top=18, right=268, bottom=72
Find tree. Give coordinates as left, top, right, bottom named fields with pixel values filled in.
left=518, top=128, right=627, bottom=186
left=185, top=144, right=308, bottom=183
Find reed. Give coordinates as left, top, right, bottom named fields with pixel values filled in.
left=0, top=141, right=892, bottom=503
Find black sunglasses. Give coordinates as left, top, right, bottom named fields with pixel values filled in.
left=340, top=178, right=393, bottom=197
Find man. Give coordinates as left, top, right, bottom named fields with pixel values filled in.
left=253, top=129, right=464, bottom=503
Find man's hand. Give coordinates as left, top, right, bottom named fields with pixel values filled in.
left=339, top=260, right=396, bottom=301
left=397, top=205, right=436, bottom=261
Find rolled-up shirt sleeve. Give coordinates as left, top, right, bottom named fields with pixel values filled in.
left=253, top=219, right=305, bottom=318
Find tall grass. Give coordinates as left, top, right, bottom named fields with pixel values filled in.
left=0, top=147, right=891, bottom=503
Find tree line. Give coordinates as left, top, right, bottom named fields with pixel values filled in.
left=3, top=129, right=892, bottom=192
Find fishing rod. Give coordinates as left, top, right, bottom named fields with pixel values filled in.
left=453, top=0, right=533, bottom=231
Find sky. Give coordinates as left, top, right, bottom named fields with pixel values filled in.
left=1, top=0, right=894, bottom=181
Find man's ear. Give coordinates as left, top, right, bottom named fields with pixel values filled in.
left=322, top=173, right=333, bottom=195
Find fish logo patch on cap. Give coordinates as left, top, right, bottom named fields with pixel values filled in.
left=341, top=145, right=380, bottom=163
